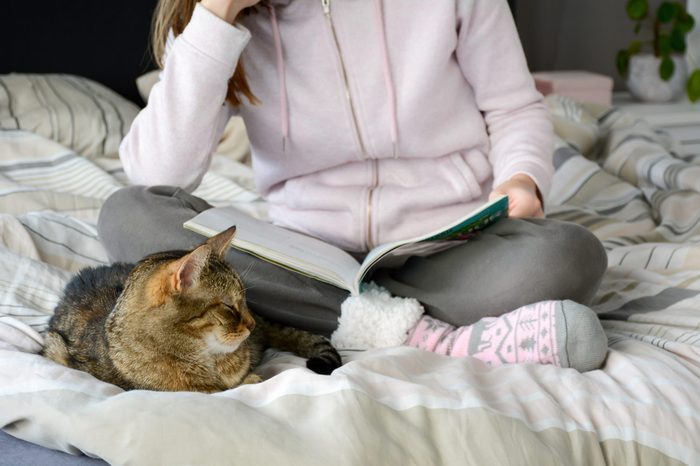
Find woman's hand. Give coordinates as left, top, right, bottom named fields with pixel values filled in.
left=200, top=0, right=262, bottom=24
left=489, top=174, right=544, bottom=218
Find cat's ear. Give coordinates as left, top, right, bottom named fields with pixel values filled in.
left=205, top=226, right=236, bottom=260
left=170, top=245, right=211, bottom=293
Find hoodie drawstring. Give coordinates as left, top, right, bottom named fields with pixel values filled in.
left=267, top=4, right=289, bottom=151
left=267, top=0, right=399, bottom=156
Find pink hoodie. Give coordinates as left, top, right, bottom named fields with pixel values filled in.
left=120, top=0, right=553, bottom=252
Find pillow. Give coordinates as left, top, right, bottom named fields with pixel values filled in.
left=0, top=73, right=140, bottom=158
left=136, top=70, right=160, bottom=104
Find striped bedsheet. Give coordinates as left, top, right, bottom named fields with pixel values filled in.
left=1, top=97, right=699, bottom=465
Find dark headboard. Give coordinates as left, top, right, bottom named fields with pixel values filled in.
left=3, top=0, right=159, bottom=105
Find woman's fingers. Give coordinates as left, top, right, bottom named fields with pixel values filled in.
left=200, top=0, right=262, bottom=24
left=505, top=192, right=543, bottom=219
left=490, top=174, right=544, bottom=219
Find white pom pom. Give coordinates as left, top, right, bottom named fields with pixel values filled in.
left=330, top=283, right=424, bottom=350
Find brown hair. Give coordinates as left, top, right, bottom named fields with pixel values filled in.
left=151, top=0, right=260, bottom=107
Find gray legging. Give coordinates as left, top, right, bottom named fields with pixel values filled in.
left=97, top=186, right=608, bottom=337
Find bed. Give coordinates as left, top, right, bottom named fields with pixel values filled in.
left=3, top=5, right=700, bottom=466
left=0, top=73, right=699, bottom=464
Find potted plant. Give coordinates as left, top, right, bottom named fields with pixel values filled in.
left=617, top=0, right=700, bottom=102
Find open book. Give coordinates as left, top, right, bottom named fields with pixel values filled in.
left=184, top=195, right=508, bottom=295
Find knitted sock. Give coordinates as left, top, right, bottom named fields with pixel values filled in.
left=405, top=300, right=607, bottom=372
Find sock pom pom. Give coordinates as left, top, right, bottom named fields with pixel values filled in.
left=330, top=283, right=424, bottom=350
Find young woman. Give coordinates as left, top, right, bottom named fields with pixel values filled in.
left=98, top=0, right=608, bottom=370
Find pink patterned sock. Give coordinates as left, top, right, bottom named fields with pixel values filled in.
left=405, top=300, right=607, bottom=371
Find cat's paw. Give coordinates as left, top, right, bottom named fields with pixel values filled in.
left=241, top=373, right=264, bottom=385
left=306, top=355, right=341, bottom=375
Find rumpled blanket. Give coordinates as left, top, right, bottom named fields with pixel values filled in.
left=1, top=97, right=699, bottom=465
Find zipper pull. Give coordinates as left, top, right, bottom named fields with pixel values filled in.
left=321, top=0, right=330, bottom=16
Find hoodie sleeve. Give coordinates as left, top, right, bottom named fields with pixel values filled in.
left=120, top=4, right=251, bottom=192
left=455, top=0, right=553, bottom=199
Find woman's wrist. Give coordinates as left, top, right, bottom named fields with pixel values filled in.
left=508, top=173, right=537, bottom=191
left=199, top=0, right=244, bottom=24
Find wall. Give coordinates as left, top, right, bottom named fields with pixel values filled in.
left=687, top=0, right=700, bottom=68
left=2, top=0, right=158, bottom=104
left=513, top=0, right=661, bottom=90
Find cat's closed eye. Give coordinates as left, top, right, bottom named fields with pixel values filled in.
left=182, top=305, right=219, bottom=326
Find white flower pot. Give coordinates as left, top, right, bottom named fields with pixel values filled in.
left=626, top=54, right=688, bottom=102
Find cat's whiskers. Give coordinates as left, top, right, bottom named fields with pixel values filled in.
left=236, top=262, right=256, bottom=283
left=240, top=281, right=260, bottom=294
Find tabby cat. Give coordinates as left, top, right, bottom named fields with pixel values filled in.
left=42, top=227, right=341, bottom=392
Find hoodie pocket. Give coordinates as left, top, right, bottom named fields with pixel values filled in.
left=266, top=181, right=366, bottom=251
left=449, top=152, right=485, bottom=200
left=273, top=176, right=364, bottom=212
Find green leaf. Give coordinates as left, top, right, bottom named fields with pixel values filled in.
left=627, top=0, right=648, bottom=21
left=658, top=34, right=672, bottom=55
left=659, top=56, right=675, bottom=80
left=676, top=12, right=696, bottom=34
left=670, top=27, right=686, bottom=52
left=634, top=22, right=642, bottom=34
left=628, top=40, right=643, bottom=54
left=657, top=1, right=676, bottom=23
left=672, top=1, right=685, bottom=11
left=616, top=49, right=631, bottom=76
left=687, top=70, right=700, bottom=102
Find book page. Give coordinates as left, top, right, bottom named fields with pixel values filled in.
left=184, top=207, right=361, bottom=292
left=354, top=195, right=509, bottom=289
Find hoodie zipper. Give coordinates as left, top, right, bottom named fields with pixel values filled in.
left=367, top=158, right=378, bottom=249
left=321, top=0, right=367, bottom=158
left=321, top=0, right=375, bottom=249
